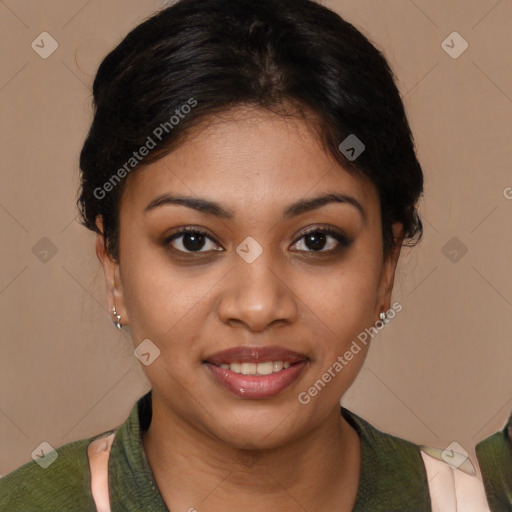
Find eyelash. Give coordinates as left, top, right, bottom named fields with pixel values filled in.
left=163, top=225, right=352, bottom=256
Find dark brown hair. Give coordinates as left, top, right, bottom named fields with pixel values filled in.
left=78, top=0, right=423, bottom=260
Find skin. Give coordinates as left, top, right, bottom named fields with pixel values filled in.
left=96, top=105, right=403, bottom=512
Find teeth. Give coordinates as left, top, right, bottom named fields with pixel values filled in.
left=256, top=361, right=273, bottom=375
left=273, top=361, right=284, bottom=372
left=218, top=360, right=294, bottom=375
left=240, top=362, right=257, bottom=375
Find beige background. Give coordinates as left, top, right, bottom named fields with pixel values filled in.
left=1, top=0, right=511, bottom=476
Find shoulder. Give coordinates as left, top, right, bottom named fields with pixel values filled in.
left=342, top=407, right=426, bottom=467
left=341, top=407, right=431, bottom=511
left=0, top=430, right=115, bottom=512
left=475, top=415, right=512, bottom=510
left=476, top=413, right=512, bottom=462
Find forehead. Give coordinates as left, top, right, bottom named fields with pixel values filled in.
left=121, top=107, right=380, bottom=218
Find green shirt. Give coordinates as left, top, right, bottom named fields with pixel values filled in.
left=476, top=413, right=512, bottom=511
left=0, top=390, right=432, bottom=511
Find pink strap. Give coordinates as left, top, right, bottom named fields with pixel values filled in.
left=421, top=450, right=491, bottom=511
left=421, top=451, right=457, bottom=511
left=87, top=432, right=116, bottom=512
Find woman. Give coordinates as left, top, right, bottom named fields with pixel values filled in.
left=0, top=0, right=453, bottom=510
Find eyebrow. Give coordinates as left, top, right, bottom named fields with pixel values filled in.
left=144, top=192, right=366, bottom=223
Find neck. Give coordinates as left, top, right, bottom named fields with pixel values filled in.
left=142, top=393, right=361, bottom=512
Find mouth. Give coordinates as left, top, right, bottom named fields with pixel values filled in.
left=203, top=345, right=309, bottom=399
left=215, top=360, right=293, bottom=375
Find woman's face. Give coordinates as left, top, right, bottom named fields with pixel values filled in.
left=98, top=106, right=402, bottom=449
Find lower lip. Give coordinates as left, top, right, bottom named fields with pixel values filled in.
left=204, top=361, right=308, bottom=399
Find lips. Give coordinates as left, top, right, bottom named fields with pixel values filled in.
left=203, top=345, right=309, bottom=399
left=205, top=345, right=308, bottom=365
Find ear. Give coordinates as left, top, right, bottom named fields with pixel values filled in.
left=95, top=216, right=129, bottom=327
left=375, top=222, right=404, bottom=319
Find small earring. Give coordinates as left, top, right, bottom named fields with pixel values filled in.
left=112, top=305, right=122, bottom=330
left=379, top=311, right=390, bottom=325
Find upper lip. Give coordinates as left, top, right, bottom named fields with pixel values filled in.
left=204, top=345, right=309, bottom=365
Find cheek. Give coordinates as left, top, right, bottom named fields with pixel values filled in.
left=295, top=257, right=381, bottom=404
left=305, top=255, right=382, bottom=347
left=120, top=241, right=220, bottom=345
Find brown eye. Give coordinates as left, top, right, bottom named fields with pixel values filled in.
left=291, top=227, right=352, bottom=253
left=165, top=228, right=222, bottom=253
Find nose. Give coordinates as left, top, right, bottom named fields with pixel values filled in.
left=217, top=249, right=299, bottom=333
